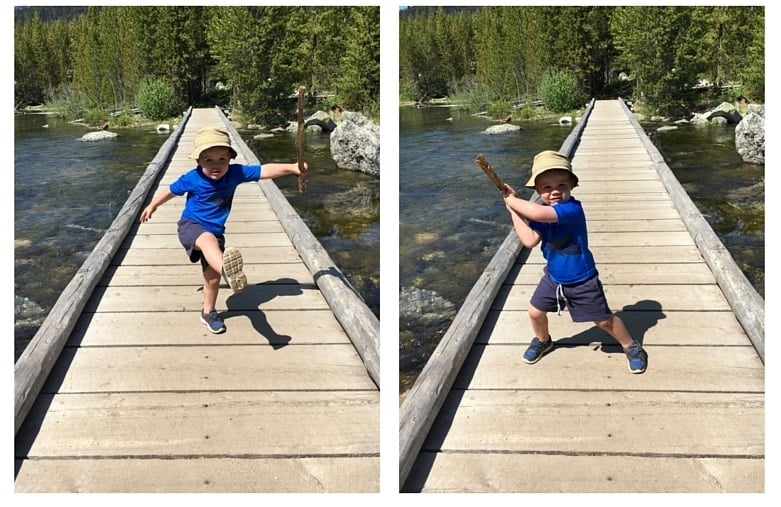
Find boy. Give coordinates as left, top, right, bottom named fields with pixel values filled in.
left=140, top=126, right=307, bottom=334
left=501, top=150, right=647, bottom=373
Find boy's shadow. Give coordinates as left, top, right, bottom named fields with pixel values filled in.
left=553, top=299, right=666, bottom=353
left=222, top=278, right=309, bottom=349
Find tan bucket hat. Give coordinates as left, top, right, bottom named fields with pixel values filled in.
left=190, top=126, right=238, bottom=160
left=525, top=150, right=578, bottom=188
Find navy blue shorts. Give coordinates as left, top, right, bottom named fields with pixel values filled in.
left=177, top=219, right=225, bottom=271
left=530, top=270, right=612, bottom=322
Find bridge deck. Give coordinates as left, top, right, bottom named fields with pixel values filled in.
left=402, top=100, right=764, bottom=493
left=15, top=108, right=379, bottom=493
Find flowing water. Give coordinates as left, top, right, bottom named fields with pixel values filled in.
left=399, top=105, right=764, bottom=394
left=14, top=113, right=379, bottom=361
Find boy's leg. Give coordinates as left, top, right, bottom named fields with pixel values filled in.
left=524, top=303, right=554, bottom=364
left=594, top=314, right=633, bottom=348
left=194, top=232, right=224, bottom=311
left=528, top=304, right=550, bottom=341
left=594, top=314, right=647, bottom=374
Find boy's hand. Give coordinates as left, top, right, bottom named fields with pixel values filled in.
left=140, top=205, right=155, bottom=223
left=501, top=183, right=516, bottom=199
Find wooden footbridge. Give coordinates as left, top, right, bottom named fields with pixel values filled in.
left=15, top=107, right=380, bottom=492
left=400, top=99, right=764, bottom=493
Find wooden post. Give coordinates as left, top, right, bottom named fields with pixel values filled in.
left=296, top=86, right=307, bottom=193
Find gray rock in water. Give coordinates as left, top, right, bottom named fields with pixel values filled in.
left=329, top=111, right=380, bottom=176
left=482, top=124, right=521, bottom=135
left=735, top=107, right=765, bottom=165
left=399, top=286, right=456, bottom=323
left=79, top=131, right=118, bottom=141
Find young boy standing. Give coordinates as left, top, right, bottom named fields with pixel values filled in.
left=140, top=126, right=306, bottom=334
left=501, top=150, right=648, bottom=373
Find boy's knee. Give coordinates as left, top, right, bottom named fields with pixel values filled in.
left=528, top=304, right=546, bottom=320
left=594, top=314, right=614, bottom=329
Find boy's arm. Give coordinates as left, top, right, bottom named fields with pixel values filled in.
left=260, top=162, right=307, bottom=180
left=507, top=202, right=541, bottom=248
left=501, top=184, right=558, bottom=223
left=140, top=188, right=176, bottom=223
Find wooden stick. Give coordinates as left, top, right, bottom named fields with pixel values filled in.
left=475, top=154, right=505, bottom=192
left=296, top=86, right=307, bottom=193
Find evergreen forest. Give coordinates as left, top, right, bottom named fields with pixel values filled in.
left=399, top=6, right=764, bottom=117
left=14, top=6, right=380, bottom=126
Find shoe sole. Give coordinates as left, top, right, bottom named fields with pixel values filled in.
left=200, top=314, right=226, bottom=334
left=523, top=341, right=554, bottom=364
left=222, top=247, right=247, bottom=293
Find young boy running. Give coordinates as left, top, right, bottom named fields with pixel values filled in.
left=140, top=126, right=306, bottom=334
left=501, top=150, right=648, bottom=373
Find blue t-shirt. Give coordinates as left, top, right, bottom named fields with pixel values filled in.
left=529, top=197, right=597, bottom=285
left=169, top=163, right=261, bottom=234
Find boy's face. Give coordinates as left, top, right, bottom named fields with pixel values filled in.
left=198, top=146, right=232, bottom=180
left=534, top=169, right=575, bottom=205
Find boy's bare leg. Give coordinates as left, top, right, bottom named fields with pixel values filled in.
left=594, top=314, right=635, bottom=348
left=195, top=232, right=224, bottom=311
left=202, top=266, right=221, bottom=311
left=528, top=304, right=551, bottom=340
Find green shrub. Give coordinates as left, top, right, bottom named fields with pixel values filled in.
left=136, top=77, right=182, bottom=121
left=539, top=70, right=583, bottom=113
left=84, top=107, right=108, bottom=125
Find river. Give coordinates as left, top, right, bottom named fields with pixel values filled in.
left=398, top=105, right=764, bottom=394
left=14, top=112, right=379, bottom=361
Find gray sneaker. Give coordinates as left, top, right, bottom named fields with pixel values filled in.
left=222, top=246, right=247, bottom=293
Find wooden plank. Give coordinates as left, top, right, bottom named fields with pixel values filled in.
left=522, top=244, right=705, bottom=265
left=68, top=309, right=351, bottom=346
left=83, top=284, right=330, bottom=312
left=99, top=263, right=313, bottom=287
left=135, top=220, right=286, bottom=235
left=407, top=453, right=763, bottom=493
left=15, top=456, right=380, bottom=493
left=493, top=283, right=732, bottom=311
left=43, top=344, right=377, bottom=393
left=17, top=391, right=378, bottom=457
left=455, top=345, right=764, bottom=392
left=425, top=391, right=763, bottom=455
left=508, top=262, right=717, bottom=285
left=125, top=231, right=294, bottom=249
left=113, top=246, right=301, bottom=265
left=477, top=309, right=751, bottom=346
left=587, top=231, right=694, bottom=247
left=586, top=218, right=687, bottom=232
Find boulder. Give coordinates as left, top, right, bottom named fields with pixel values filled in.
left=482, top=123, right=521, bottom=134
left=735, top=106, right=764, bottom=165
left=79, top=131, right=118, bottom=141
left=329, top=111, right=380, bottom=176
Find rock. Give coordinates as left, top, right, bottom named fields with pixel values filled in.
left=79, top=131, right=118, bottom=141
left=329, top=111, right=380, bottom=176
left=735, top=108, right=764, bottom=164
left=559, top=116, right=573, bottom=125
left=399, top=286, right=456, bottom=323
left=482, top=123, right=521, bottom=134
left=657, top=125, right=678, bottom=132
left=156, top=124, right=170, bottom=133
